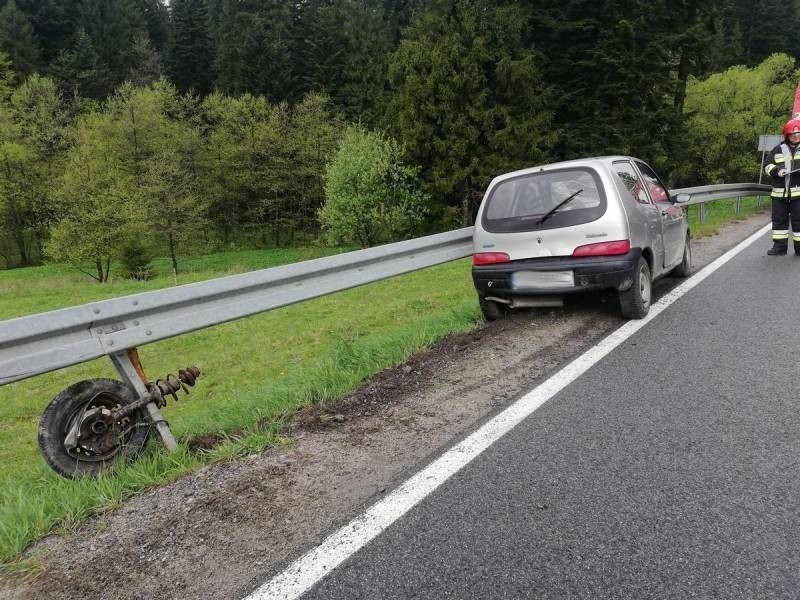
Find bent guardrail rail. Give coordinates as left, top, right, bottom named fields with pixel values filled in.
left=0, top=226, right=474, bottom=386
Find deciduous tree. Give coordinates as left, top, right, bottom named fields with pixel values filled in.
left=320, top=125, right=429, bottom=247
left=680, top=53, right=800, bottom=185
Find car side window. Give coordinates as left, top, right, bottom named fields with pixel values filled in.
left=613, top=161, right=650, bottom=205
left=635, top=161, right=669, bottom=204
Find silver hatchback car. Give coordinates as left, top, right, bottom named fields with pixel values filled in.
left=472, top=156, right=691, bottom=320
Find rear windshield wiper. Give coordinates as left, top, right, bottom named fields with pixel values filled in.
left=535, top=189, right=583, bottom=225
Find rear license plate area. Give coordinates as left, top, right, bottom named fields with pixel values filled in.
left=511, top=270, right=574, bottom=289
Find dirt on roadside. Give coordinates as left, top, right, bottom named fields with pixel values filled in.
left=0, top=213, right=769, bottom=600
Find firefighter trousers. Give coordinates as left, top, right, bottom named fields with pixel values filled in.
left=771, top=196, right=800, bottom=248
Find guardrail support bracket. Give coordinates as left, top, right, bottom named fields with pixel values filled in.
left=109, top=349, right=178, bottom=452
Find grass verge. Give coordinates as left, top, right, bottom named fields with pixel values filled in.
left=0, top=254, right=479, bottom=570
left=686, top=196, right=768, bottom=237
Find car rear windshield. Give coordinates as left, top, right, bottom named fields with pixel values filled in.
left=481, top=167, right=606, bottom=233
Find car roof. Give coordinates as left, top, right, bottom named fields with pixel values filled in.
left=488, top=156, right=638, bottom=186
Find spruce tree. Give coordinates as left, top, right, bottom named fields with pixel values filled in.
left=0, top=0, right=41, bottom=81
left=292, top=0, right=393, bottom=125
left=213, top=0, right=292, bottom=101
left=727, top=0, right=799, bottom=64
left=388, top=0, right=554, bottom=219
left=134, top=0, right=169, bottom=51
left=77, top=0, right=148, bottom=90
left=14, top=0, right=78, bottom=68
left=51, top=29, right=111, bottom=99
left=166, top=0, right=213, bottom=95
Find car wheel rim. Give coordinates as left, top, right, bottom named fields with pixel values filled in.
left=640, top=265, right=651, bottom=307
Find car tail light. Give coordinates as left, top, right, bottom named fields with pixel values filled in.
left=472, top=252, right=511, bottom=265
left=572, top=239, right=631, bottom=257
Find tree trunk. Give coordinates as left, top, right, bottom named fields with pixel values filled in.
left=168, top=228, right=179, bottom=280
left=674, top=49, right=689, bottom=119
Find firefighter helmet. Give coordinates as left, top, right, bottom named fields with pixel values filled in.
left=783, top=118, right=800, bottom=139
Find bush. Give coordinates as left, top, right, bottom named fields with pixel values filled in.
left=319, top=126, right=430, bottom=248
left=117, top=239, right=153, bottom=280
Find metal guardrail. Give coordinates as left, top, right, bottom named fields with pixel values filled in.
left=0, top=227, right=474, bottom=386
left=673, top=183, right=771, bottom=205
left=0, top=183, right=772, bottom=388
left=673, top=183, right=772, bottom=223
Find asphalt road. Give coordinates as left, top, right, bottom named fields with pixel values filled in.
left=299, top=231, right=800, bottom=599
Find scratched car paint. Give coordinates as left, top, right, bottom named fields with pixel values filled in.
left=471, top=156, right=692, bottom=321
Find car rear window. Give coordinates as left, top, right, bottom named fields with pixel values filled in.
left=481, top=167, right=606, bottom=233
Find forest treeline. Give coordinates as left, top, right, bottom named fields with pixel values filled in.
left=0, top=0, right=799, bottom=277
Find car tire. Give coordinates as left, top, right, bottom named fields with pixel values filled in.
left=619, top=257, right=651, bottom=319
left=38, top=379, right=150, bottom=479
left=478, top=295, right=509, bottom=322
left=671, top=234, right=692, bottom=278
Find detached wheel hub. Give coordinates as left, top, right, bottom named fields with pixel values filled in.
left=76, top=406, right=124, bottom=455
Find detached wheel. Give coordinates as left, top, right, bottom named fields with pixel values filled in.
left=38, top=379, right=150, bottom=479
left=671, top=234, right=692, bottom=278
left=619, top=257, right=651, bottom=319
left=478, top=295, right=509, bottom=322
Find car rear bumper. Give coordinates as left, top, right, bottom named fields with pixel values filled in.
left=472, top=248, right=642, bottom=298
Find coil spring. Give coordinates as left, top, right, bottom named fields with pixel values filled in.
left=147, top=366, right=201, bottom=407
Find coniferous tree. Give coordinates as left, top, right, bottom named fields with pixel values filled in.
left=127, top=31, right=162, bottom=87
left=167, top=0, right=213, bottom=95
left=14, top=0, right=77, bottom=69
left=388, top=0, right=554, bottom=219
left=727, top=0, right=799, bottom=64
left=0, top=0, right=41, bottom=81
left=214, top=0, right=292, bottom=101
left=134, top=0, right=169, bottom=51
left=292, top=0, right=393, bottom=125
left=51, top=29, right=111, bottom=99
left=522, top=0, right=683, bottom=166
left=77, top=0, right=148, bottom=90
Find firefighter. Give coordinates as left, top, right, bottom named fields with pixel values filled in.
left=765, top=118, right=800, bottom=255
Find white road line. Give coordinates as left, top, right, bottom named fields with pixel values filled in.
left=246, top=223, right=770, bottom=600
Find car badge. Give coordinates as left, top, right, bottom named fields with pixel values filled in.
left=537, top=238, right=542, bottom=244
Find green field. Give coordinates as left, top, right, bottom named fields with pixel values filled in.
left=0, top=197, right=769, bottom=571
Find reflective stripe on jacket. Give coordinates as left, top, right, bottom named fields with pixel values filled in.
left=766, top=143, right=800, bottom=198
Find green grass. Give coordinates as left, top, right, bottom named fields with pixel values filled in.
left=0, top=247, right=480, bottom=568
left=0, top=246, right=355, bottom=319
left=0, top=198, right=770, bottom=571
left=686, top=196, right=769, bottom=238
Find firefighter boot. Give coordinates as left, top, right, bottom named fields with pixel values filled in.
left=768, top=240, right=788, bottom=255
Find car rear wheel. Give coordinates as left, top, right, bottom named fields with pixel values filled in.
left=478, top=295, right=509, bottom=322
left=619, top=257, right=651, bottom=319
left=671, top=234, right=692, bottom=278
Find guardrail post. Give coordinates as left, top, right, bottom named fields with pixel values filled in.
left=109, top=349, right=178, bottom=452
left=699, top=203, right=706, bottom=223
left=735, top=196, right=741, bottom=214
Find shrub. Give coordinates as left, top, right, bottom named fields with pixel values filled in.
left=117, top=239, right=153, bottom=280
left=319, top=126, right=430, bottom=248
